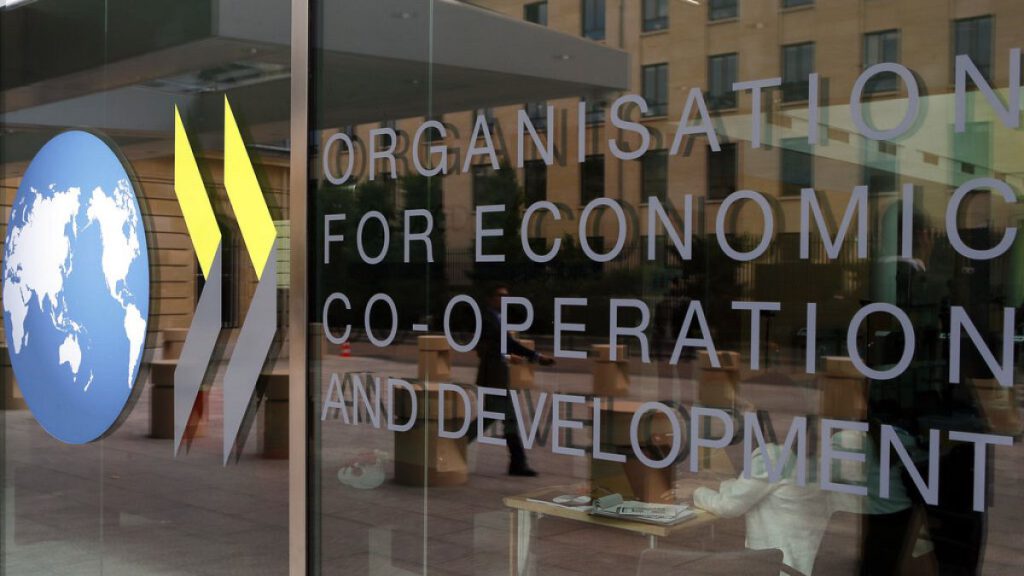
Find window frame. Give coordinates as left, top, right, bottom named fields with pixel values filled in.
left=708, top=52, right=739, bottom=110
left=525, top=101, right=549, bottom=131
left=584, top=98, right=606, bottom=125
left=707, top=143, right=738, bottom=201
left=781, top=42, right=815, bottom=103
left=524, top=1, right=548, bottom=26
left=862, top=29, right=901, bottom=95
left=642, top=0, right=669, bottom=33
left=523, top=159, right=548, bottom=204
left=582, top=0, right=606, bottom=41
left=780, top=137, right=814, bottom=196
left=953, top=15, right=994, bottom=83
left=642, top=63, right=669, bottom=117
left=580, top=154, right=606, bottom=204
left=641, top=149, right=669, bottom=203
left=471, top=164, right=497, bottom=207
left=708, top=0, right=739, bottom=21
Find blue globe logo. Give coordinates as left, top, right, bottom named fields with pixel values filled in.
left=3, top=131, right=149, bottom=444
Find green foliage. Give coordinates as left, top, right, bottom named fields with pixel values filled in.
left=313, top=176, right=448, bottom=333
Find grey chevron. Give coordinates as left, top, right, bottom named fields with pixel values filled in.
left=222, top=245, right=277, bottom=464
left=174, top=246, right=223, bottom=456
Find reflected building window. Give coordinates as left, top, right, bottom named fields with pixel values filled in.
left=525, top=101, right=548, bottom=130
left=782, top=42, right=814, bottom=103
left=524, top=1, right=547, bottom=25
left=643, top=0, right=669, bottom=32
left=524, top=159, right=547, bottom=204
left=708, top=143, right=737, bottom=201
left=782, top=0, right=814, bottom=8
left=953, top=121, right=991, bottom=185
left=863, top=30, right=901, bottom=94
left=863, top=140, right=899, bottom=194
left=708, top=52, right=738, bottom=110
left=582, top=0, right=606, bottom=40
left=585, top=98, right=606, bottom=124
left=643, top=63, right=669, bottom=117
left=954, top=15, right=993, bottom=82
left=708, top=0, right=738, bottom=21
left=781, top=137, right=813, bottom=196
left=475, top=107, right=496, bottom=131
left=642, top=150, right=668, bottom=202
left=472, top=164, right=496, bottom=206
left=580, top=154, right=605, bottom=204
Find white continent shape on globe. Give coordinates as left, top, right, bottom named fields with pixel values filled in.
left=3, top=180, right=145, bottom=390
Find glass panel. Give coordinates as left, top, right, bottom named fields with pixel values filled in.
left=307, top=2, right=1024, bottom=576
left=1, top=1, right=291, bottom=574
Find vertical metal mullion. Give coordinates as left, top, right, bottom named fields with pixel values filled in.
left=288, top=0, right=309, bottom=573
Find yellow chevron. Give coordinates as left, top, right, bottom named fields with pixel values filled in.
left=224, top=97, right=277, bottom=280
left=173, top=106, right=221, bottom=280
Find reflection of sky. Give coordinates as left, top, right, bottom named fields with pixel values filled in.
left=720, top=89, right=1023, bottom=191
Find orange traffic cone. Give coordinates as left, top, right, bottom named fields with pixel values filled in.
left=341, top=342, right=352, bottom=358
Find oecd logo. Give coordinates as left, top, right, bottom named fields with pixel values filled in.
left=2, top=131, right=149, bottom=444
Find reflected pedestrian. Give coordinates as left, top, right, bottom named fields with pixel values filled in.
left=467, top=283, right=555, bottom=476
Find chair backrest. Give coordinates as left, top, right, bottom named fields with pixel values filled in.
left=637, top=548, right=786, bottom=576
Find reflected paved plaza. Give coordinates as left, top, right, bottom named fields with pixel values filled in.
left=3, top=339, right=1023, bottom=575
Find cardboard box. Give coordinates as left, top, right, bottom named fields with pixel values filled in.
left=417, top=349, right=452, bottom=382
left=596, top=400, right=675, bottom=447
left=589, top=457, right=674, bottom=504
left=592, top=344, right=628, bottom=362
left=393, top=382, right=475, bottom=421
left=592, top=362, right=630, bottom=397
left=260, top=370, right=289, bottom=401
left=823, top=356, right=861, bottom=378
left=161, top=329, right=189, bottom=360
left=259, top=397, right=289, bottom=459
left=970, top=378, right=1022, bottom=437
left=508, top=339, right=536, bottom=390
left=1, top=346, right=26, bottom=411
left=508, top=363, right=535, bottom=390
left=697, top=350, right=741, bottom=370
left=696, top=368, right=738, bottom=408
left=394, top=421, right=468, bottom=486
left=819, top=376, right=867, bottom=421
left=258, top=370, right=289, bottom=459
left=149, top=359, right=207, bottom=439
left=418, top=335, right=451, bottom=352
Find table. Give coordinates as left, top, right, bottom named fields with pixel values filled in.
left=504, top=488, right=719, bottom=576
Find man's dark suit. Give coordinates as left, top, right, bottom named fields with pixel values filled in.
left=468, top=307, right=539, bottom=471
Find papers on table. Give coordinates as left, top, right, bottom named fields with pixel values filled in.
left=589, top=493, right=696, bottom=526
left=526, top=492, right=593, bottom=511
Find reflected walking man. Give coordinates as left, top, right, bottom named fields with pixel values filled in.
left=468, top=284, right=555, bottom=476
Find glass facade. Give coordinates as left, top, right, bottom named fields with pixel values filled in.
left=0, top=1, right=293, bottom=574
left=3, top=1, right=1024, bottom=575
